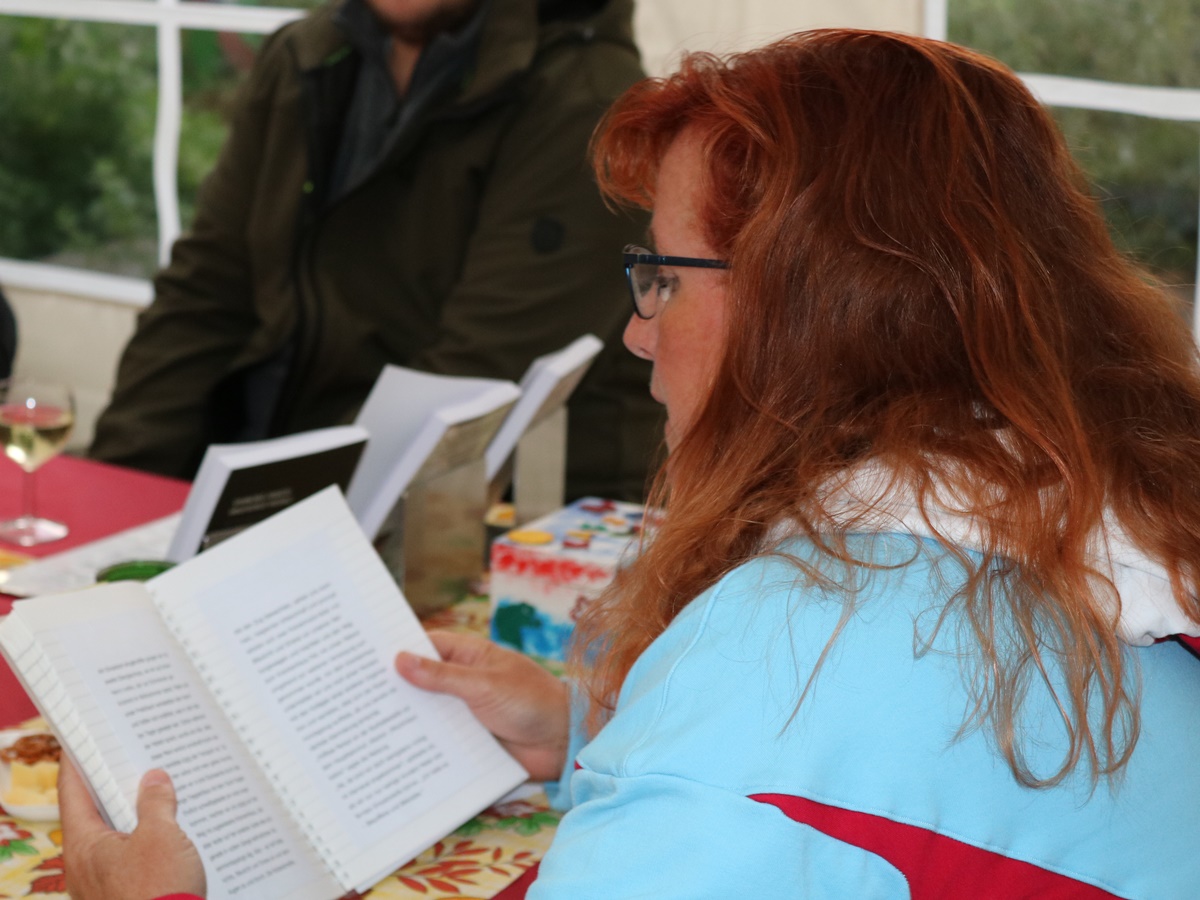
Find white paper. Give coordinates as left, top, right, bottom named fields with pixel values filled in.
left=0, top=514, right=180, bottom=598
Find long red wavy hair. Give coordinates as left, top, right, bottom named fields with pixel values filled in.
left=574, top=29, right=1200, bottom=786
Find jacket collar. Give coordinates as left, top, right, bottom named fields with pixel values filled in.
left=286, top=0, right=636, bottom=109
left=460, top=0, right=638, bottom=104
left=813, top=459, right=1200, bottom=647
left=289, top=3, right=353, bottom=72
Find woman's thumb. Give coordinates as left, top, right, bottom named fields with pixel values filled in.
left=396, top=651, right=478, bottom=703
left=135, top=769, right=178, bottom=825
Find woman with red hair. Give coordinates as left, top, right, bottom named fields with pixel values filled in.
left=62, top=29, right=1200, bottom=899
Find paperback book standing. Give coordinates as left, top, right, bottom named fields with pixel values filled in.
left=0, top=339, right=602, bottom=598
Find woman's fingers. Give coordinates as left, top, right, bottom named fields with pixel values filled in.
left=58, top=758, right=107, bottom=837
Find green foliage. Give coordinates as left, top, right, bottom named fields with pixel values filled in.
left=0, top=14, right=269, bottom=270
left=0, top=17, right=156, bottom=261
left=949, top=0, right=1200, bottom=282
left=178, top=29, right=246, bottom=228
left=949, top=0, right=1200, bottom=87
left=1057, top=109, right=1200, bottom=277
left=1, top=2, right=1195, bottom=284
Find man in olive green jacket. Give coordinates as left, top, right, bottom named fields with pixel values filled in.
left=90, top=0, right=659, bottom=501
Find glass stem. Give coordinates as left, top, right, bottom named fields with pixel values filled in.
left=22, top=467, right=36, bottom=522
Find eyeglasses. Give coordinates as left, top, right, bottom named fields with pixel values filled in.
left=623, top=244, right=729, bottom=319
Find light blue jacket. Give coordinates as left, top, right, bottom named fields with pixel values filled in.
left=533, top=534, right=1200, bottom=898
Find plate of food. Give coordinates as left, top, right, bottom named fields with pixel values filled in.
left=0, top=729, right=61, bottom=821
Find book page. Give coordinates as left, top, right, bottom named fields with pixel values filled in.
left=0, top=586, right=339, bottom=900
left=149, top=487, right=528, bottom=892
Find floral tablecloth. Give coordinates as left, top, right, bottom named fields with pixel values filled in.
left=0, top=776, right=559, bottom=900
left=0, top=594, right=561, bottom=900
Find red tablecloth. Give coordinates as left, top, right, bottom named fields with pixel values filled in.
left=0, top=454, right=189, bottom=726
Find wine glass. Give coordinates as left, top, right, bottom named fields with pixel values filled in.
left=0, top=380, right=76, bottom=546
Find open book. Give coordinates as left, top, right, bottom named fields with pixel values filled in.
left=0, top=487, right=528, bottom=900
left=484, top=334, right=603, bottom=482
left=345, top=367, right=520, bottom=539
left=167, top=424, right=369, bottom=562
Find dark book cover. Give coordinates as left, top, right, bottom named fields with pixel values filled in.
left=199, top=441, right=366, bottom=551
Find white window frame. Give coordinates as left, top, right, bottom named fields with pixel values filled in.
left=0, top=0, right=304, bottom=307
left=927, top=0, right=1200, bottom=335
left=2, top=0, right=1198, bottom=330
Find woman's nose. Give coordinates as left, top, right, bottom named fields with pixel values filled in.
left=623, top=312, right=656, bottom=361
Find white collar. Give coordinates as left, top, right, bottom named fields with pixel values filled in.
left=810, top=461, right=1200, bottom=647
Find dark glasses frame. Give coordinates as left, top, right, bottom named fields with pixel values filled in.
left=623, top=245, right=729, bottom=319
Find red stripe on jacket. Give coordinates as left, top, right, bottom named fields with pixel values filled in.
left=749, top=793, right=1121, bottom=898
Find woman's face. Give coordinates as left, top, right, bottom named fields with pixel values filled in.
left=623, top=132, right=730, bottom=451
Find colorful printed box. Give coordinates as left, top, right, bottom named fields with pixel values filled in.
left=489, top=498, right=645, bottom=661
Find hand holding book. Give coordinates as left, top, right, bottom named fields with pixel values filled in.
left=395, top=631, right=570, bottom=782
left=58, top=761, right=207, bottom=900
left=55, top=630, right=573, bottom=900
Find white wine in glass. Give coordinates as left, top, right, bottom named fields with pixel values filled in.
left=0, top=380, right=75, bottom=546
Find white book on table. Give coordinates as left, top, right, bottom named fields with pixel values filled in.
left=0, top=487, right=528, bottom=900
left=166, top=424, right=369, bottom=563
left=484, top=334, right=603, bottom=482
left=0, top=513, right=181, bottom=598
left=345, top=366, right=520, bottom=539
